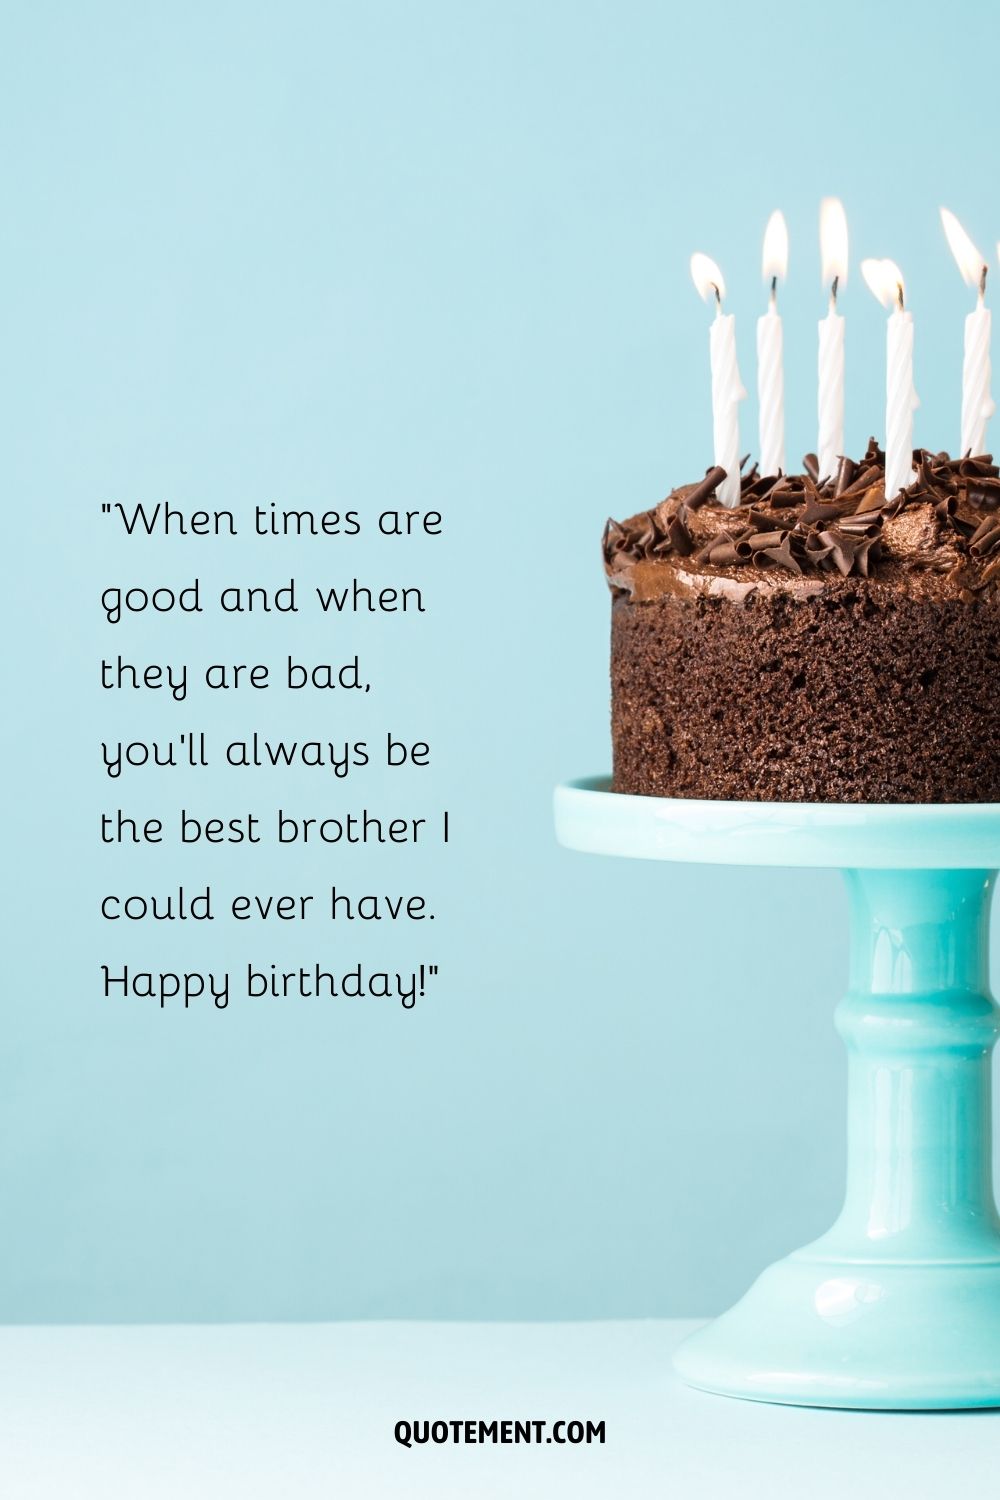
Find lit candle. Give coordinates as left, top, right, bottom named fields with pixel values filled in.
left=861, top=258, right=918, bottom=501
left=690, top=252, right=746, bottom=507
left=818, top=198, right=848, bottom=483
left=757, top=211, right=788, bottom=477
left=940, top=207, right=993, bottom=458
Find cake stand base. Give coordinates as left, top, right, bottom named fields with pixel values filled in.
left=554, top=779, right=1000, bottom=1410
left=674, top=1253, right=1000, bottom=1410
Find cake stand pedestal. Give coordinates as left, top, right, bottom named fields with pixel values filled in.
left=555, top=777, right=1000, bottom=1410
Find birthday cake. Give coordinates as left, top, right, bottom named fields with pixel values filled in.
left=605, top=442, right=1000, bottom=802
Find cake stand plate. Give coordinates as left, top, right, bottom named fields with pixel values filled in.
left=555, top=777, right=1000, bottom=1410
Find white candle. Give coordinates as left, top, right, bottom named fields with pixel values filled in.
left=940, top=208, right=993, bottom=458
left=818, top=198, right=848, bottom=482
left=862, top=258, right=918, bottom=500
left=963, top=300, right=993, bottom=457
left=757, top=210, right=788, bottom=477
left=691, top=252, right=746, bottom=507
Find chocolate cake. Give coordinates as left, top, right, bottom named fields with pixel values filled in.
left=605, top=441, right=1000, bottom=802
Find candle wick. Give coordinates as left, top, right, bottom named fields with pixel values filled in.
left=896, top=282, right=905, bottom=312
left=980, top=264, right=988, bottom=303
left=830, top=275, right=839, bottom=311
left=769, top=275, right=777, bottom=311
left=712, top=283, right=722, bottom=316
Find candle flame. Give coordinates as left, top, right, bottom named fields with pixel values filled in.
left=940, top=208, right=987, bottom=293
left=861, top=257, right=906, bottom=311
left=820, top=198, right=848, bottom=289
left=690, top=252, right=726, bottom=305
left=761, top=211, right=788, bottom=284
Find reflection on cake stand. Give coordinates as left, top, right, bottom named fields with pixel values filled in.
left=555, top=777, right=1000, bottom=1410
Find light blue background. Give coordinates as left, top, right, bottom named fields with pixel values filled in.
left=3, top=0, right=1000, bottom=1323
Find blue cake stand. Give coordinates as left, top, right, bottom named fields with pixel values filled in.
left=555, top=776, right=1000, bottom=1410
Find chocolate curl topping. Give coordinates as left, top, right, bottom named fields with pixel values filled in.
left=817, top=528, right=861, bottom=577
left=833, top=456, right=857, bottom=497
left=605, top=443, right=1000, bottom=585
left=799, top=495, right=863, bottom=526
left=970, top=514, right=998, bottom=547
left=685, top=465, right=728, bottom=509
left=763, top=476, right=802, bottom=508
left=757, top=536, right=802, bottom=574
left=740, top=470, right=780, bottom=503
left=970, top=517, right=1000, bottom=557
left=601, top=517, right=628, bottom=565
left=837, top=510, right=883, bottom=537
left=707, top=539, right=741, bottom=567
left=968, top=477, right=1000, bottom=510
left=747, top=530, right=788, bottom=551
left=804, top=531, right=836, bottom=566
left=665, top=503, right=695, bottom=556
left=690, top=532, right=719, bottom=564
left=838, top=471, right=881, bottom=503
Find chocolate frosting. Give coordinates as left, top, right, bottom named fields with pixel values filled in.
left=604, top=441, right=1000, bottom=604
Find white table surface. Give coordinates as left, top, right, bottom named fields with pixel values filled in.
left=0, top=1318, right=995, bottom=1498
